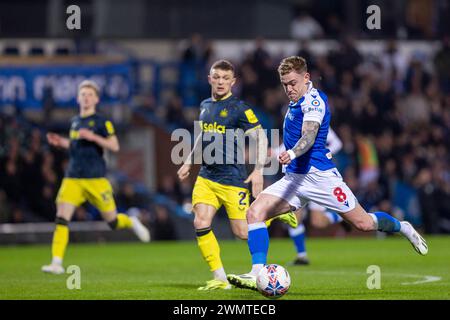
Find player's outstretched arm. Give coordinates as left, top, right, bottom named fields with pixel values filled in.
left=177, top=131, right=203, bottom=181
left=78, top=128, right=120, bottom=152
left=46, top=132, right=70, bottom=149
left=279, top=120, right=320, bottom=164
left=244, top=127, right=268, bottom=197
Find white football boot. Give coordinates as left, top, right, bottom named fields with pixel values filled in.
left=400, top=221, right=428, bottom=255
left=41, top=264, right=65, bottom=275
left=130, top=216, right=151, bottom=243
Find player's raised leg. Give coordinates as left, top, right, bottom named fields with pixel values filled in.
left=194, top=203, right=231, bottom=290
left=88, top=178, right=150, bottom=242
left=102, top=210, right=150, bottom=242
left=41, top=202, right=76, bottom=274
left=298, top=166, right=428, bottom=255
left=341, top=203, right=428, bottom=255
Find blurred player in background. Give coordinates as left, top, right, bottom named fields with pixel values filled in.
left=41, top=80, right=150, bottom=275
left=228, top=56, right=428, bottom=290
left=177, top=60, right=296, bottom=290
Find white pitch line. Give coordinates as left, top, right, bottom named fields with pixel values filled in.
left=294, top=270, right=442, bottom=286
left=401, top=275, right=442, bottom=285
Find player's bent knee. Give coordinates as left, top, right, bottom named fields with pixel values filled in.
left=233, top=228, right=248, bottom=240
left=193, top=216, right=211, bottom=229
left=246, top=206, right=264, bottom=224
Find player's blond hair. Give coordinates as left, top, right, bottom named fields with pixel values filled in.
left=278, top=56, right=308, bottom=76
left=78, top=80, right=100, bottom=96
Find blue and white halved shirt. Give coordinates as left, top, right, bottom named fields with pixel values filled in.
left=283, top=82, right=336, bottom=174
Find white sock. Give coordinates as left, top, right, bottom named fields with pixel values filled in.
left=288, top=224, right=305, bottom=237
left=369, top=213, right=378, bottom=229
left=399, top=221, right=413, bottom=238
left=213, top=267, right=227, bottom=282
left=250, top=264, right=264, bottom=276
left=297, top=252, right=307, bottom=258
left=51, top=257, right=63, bottom=266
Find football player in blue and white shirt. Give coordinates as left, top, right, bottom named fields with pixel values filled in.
left=227, top=56, right=428, bottom=290
left=270, top=127, right=347, bottom=266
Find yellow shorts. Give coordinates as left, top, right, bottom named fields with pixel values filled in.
left=192, top=176, right=250, bottom=220
left=56, top=178, right=116, bottom=213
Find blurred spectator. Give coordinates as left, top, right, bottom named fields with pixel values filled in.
left=324, top=13, right=344, bottom=38
left=404, top=53, right=431, bottom=93
left=0, top=190, right=11, bottom=223
left=73, top=207, right=89, bottom=222
left=405, top=0, right=434, bottom=38
left=150, top=204, right=177, bottom=240
left=0, top=137, right=22, bottom=206
left=290, top=11, right=324, bottom=40
left=296, top=41, right=314, bottom=70
left=328, top=36, right=363, bottom=75
left=164, top=95, right=190, bottom=130
left=116, top=182, right=147, bottom=212
left=434, top=37, right=450, bottom=92
left=158, top=174, right=181, bottom=204
left=356, top=134, right=380, bottom=188
left=239, top=61, right=260, bottom=106
left=180, top=33, right=213, bottom=106
left=380, top=40, right=408, bottom=81
left=398, top=79, right=430, bottom=128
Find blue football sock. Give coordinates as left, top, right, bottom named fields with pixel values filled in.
left=324, top=211, right=343, bottom=224
left=288, top=223, right=306, bottom=256
left=248, top=222, right=269, bottom=265
left=370, top=211, right=401, bottom=232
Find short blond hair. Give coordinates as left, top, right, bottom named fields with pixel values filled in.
left=210, top=59, right=235, bottom=75
left=278, top=56, right=308, bottom=76
left=78, top=80, right=100, bottom=96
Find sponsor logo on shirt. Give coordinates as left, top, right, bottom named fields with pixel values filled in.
left=199, top=121, right=226, bottom=134
left=306, top=106, right=323, bottom=113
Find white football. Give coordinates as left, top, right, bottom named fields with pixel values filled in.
left=256, top=264, right=291, bottom=299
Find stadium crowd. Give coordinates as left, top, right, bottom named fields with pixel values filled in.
left=170, top=35, right=450, bottom=234
left=1, top=36, right=449, bottom=235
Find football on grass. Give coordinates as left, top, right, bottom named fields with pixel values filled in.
left=256, top=264, right=291, bottom=299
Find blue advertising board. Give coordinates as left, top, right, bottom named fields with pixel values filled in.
left=0, top=62, right=133, bottom=108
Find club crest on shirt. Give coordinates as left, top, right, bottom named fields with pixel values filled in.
left=311, top=99, right=320, bottom=106
left=219, top=108, right=228, bottom=118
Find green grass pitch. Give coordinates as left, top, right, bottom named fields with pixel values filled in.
left=1, top=236, right=449, bottom=300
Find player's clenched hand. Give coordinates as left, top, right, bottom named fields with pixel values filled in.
left=78, top=128, right=96, bottom=141
left=177, top=164, right=191, bottom=181
left=46, top=132, right=62, bottom=147
left=245, top=169, right=264, bottom=198
left=278, top=151, right=292, bottom=165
